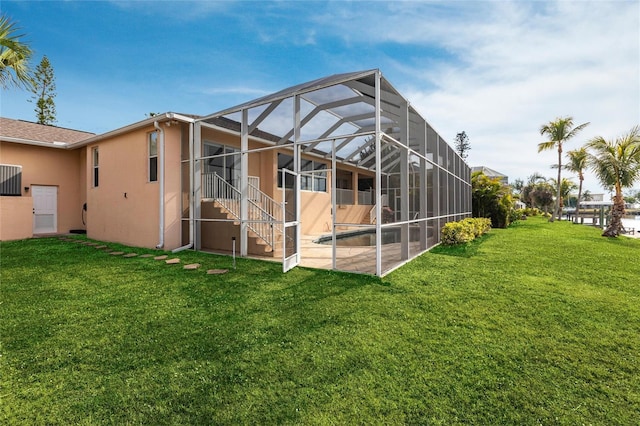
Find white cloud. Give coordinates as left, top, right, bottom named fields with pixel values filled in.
left=371, top=0, right=640, bottom=194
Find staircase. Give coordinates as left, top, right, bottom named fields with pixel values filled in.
left=203, top=173, right=284, bottom=257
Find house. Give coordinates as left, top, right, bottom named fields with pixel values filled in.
left=471, top=166, right=508, bottom=185
left=0, top=118, right=94, bottom=240
left=1, top=69, right=471, bottom=276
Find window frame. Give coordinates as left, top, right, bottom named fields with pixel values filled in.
left=148, top=132, right=158, bottom=182
left=202, top=141, right=240, bottom=186
left=92, top=147, right=99, bottom=188
left=277, top=153, right=327, bottom=192
left=0, top=164, right=22, bottom=196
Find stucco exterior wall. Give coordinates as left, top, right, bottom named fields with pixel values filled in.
left=0, top=196, right=32, bottom=240
left=85, top=123, right=184, bottom=250
left=0, top=142, right=85, bottom=239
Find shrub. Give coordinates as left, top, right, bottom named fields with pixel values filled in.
left=441, top=218, right=491, bottom=245
left=472, top=172, right=514, bottom=228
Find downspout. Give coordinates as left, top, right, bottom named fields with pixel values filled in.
left=172, top=121, right=195, bottom=253
left=154, top=121, right=165, bottom=249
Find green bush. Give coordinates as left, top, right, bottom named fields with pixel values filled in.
left=441, top=218, right=491, bottom=245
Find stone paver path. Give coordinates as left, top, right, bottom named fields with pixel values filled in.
left=207, top=269, right=228, bottom=275
left=184, top=263, right=201, bottom=270
left=60, top=237, right=232, bottom=277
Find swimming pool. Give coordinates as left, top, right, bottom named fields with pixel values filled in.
left=314, top=227, right=425, bottom=247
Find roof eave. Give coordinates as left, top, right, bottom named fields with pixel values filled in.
left=1, top=136, right=70, bottom=149
left=69, top=112, right=196, bottom=148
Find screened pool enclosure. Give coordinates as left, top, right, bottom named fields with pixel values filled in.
left=182, top=69, right=471, bottom=276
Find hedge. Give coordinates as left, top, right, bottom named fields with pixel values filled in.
left=441, top=218, right=492, bottom=245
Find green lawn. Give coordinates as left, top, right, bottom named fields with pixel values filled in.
left=1, top=217, right=639, bottom=424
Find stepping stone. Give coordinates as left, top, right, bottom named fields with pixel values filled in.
left=139, top=254, right=153, bottom=258
left=154, top=255, right=168, bottom=260
left=183, top=263, right=201, bottom=270
left=165, top=258, right=180, bottom=264
left=110, top=251, right=124, bottom=256
left=95, top=245, right=107, bottom=249
left=123, top=253, right=138, bottom=258
left=207, top=269, right=229, bottom=275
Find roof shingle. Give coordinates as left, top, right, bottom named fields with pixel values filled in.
left=0, top=117, right=94, bottom=145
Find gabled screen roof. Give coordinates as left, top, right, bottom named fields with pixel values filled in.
left=199, top=69, right=450, bottom=173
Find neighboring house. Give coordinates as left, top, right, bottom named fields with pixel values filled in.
left=471, top=166, right=508, bottom=185
left=1, top=69, right=471, bottom=276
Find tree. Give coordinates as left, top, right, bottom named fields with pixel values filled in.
left=530, top=180, right=555, bottom=214
left=29, top=55, right=56, bottom=125
left=586, top=126, right=640, bottom=237
left=472, top=171, right=513, bottom=228
left=521, top=173, right=546, bottom=208
left=538, top=116, right=589, bottom=222
left=564, top=147, right=589, bottom=222
left=511, top=178, right=524, bottom=202
left=0, top=14, right=33, bottom=89
left=549, top=177, right=577, bottom=214
left=455, top=131, right=470, bottom=160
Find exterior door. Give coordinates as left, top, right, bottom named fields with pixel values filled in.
left=32, top=185, right=58, bottom=234
left=282, top=169, right=300, bottom=272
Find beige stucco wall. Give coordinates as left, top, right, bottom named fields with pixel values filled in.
left=0, top=196, right=32, bottom=240
left=86, top=123, right=184, bottom=250
left=0, top=142, right=85, bottom=240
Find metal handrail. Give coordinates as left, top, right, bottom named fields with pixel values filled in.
left=204, top=173, right=283, bottom=249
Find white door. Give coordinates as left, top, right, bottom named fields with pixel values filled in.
left=282, top=169, right=300, bottom=272
left=32, top=185, right=58, bottom=234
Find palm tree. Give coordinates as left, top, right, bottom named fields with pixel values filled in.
left=0, top=14, right=33, bottom=89
left=586, top=126, right=640, bottom=237
left=565, top=147, right=589, bottom=222
left=538, top=117, right=590, bottom=221
left=549, top=177, right=578, bottom=216
left=522, top=173, right=546, bottom=208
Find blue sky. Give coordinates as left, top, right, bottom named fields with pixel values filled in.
left=2, top=0, right=639, bottom=193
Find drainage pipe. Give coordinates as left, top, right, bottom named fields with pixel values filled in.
left=154, top=121, right=165, bottom=249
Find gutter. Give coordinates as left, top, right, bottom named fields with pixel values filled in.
left=154, top=121, right=165, bottom=249
left=69, top=112, right=195, bottom=149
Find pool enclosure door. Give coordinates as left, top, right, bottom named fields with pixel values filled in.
left=282, top=168, right=300, bottom=272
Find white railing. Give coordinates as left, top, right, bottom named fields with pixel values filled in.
left=204, top=173, right=283, bottom=250
left=358, top=189, right=374, bottom=205
left=335, top=188, right=354, bottom=205
left=369, top=205, right=377, bottom=224
left=247, top=180, right=283, bottom=248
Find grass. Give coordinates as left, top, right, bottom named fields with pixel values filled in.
left=1, top=216, right=639, bottom=424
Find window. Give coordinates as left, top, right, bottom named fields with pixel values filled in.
left=203, top=142, right=240, bottom=185
left=0, top=164, right=22, bottom=196
left=277, top=153, right=326, bottom=192
left=92, top=147, right=99, bottom=187
left=149, top=132, right=158, bottom=182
